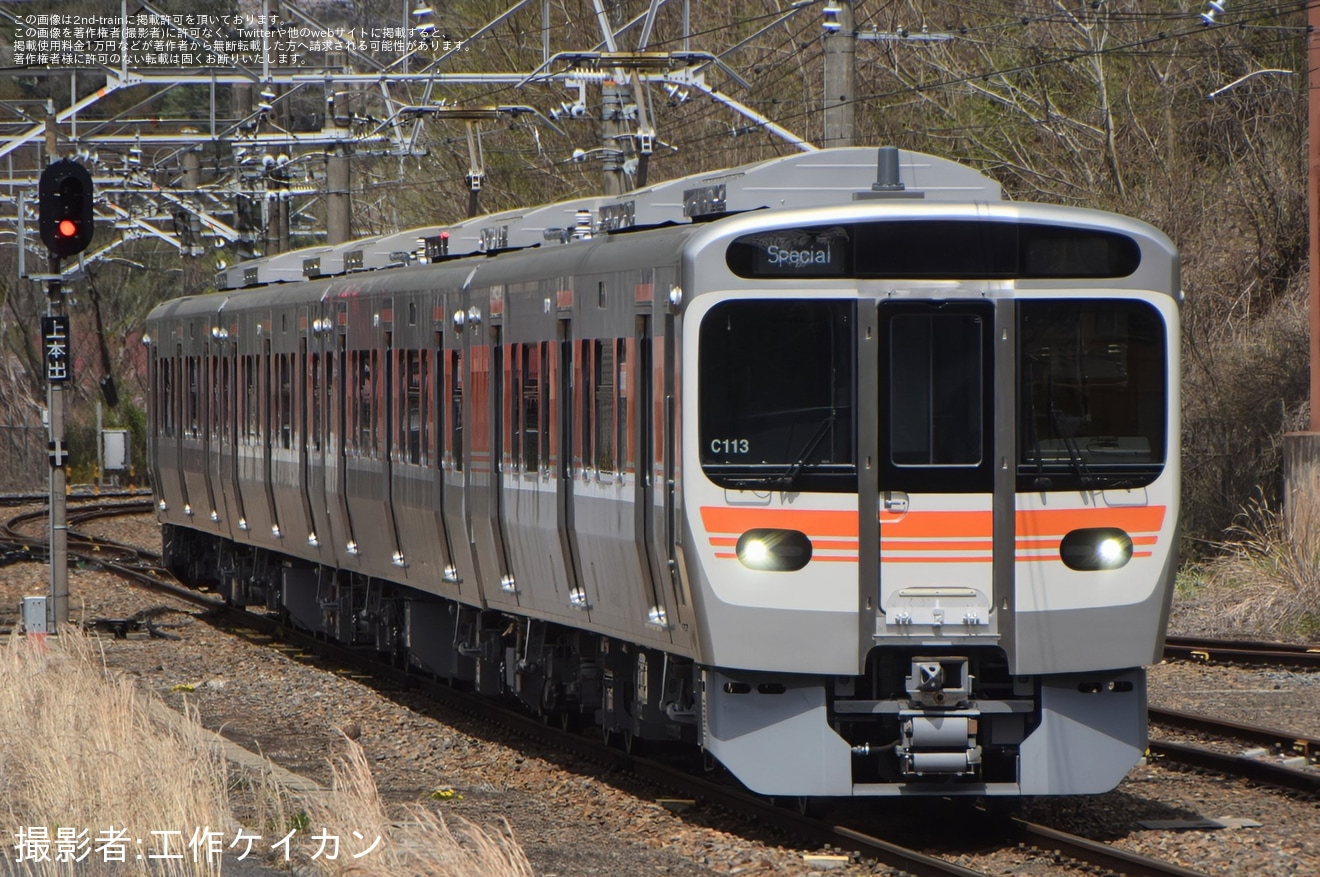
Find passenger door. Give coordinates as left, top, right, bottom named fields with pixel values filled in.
left=876, top=301, right=999, bottom=640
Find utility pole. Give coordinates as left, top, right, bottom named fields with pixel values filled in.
left=327, top=144, right=351, bottom=245
left=182, top=148, right=203, bottom=293
left=600, top=80, right=630, bottom=195
left=822, top=0, right=856, bottom=148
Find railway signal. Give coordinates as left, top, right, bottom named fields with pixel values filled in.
left=38, top=159, right=95, bottom=258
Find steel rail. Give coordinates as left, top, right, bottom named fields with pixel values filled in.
left=1007, top=819, right=1212, bottom=877
left=1149, top=740, right=1320, bottom=795
left=1163, top=635, right=1320, bottom=669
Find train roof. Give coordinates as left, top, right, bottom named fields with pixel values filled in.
left=214, top=147, right=1002, bottom=292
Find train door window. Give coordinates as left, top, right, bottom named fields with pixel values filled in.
left=620, top=336, right=635, bottom=474
left=278, top=353, right=292, bottom=450
left=580, top=340, right=593, bottom=472
left=310, top=352, right=321, bottom=452
left=330, top=341, right=342, bottom=455
left=207, top=355, right=219, bottom=438
left=594, top=339, right=616, bottom=473
left=239, top=355, right=247, bottom=443
left=510, top=344, right=522, bottom=470
left=432, top=335, right=444, bottom=469
left=404, top=349, right=422, bottom=464
left=241, top=355, right=256, bottom=444
left=220, top=355, right=231, bottom=442
left=559, top=332, right=576, bottom=480
left=420, top=349, right=432, bottom=466
left=371, top=349, right=382, bottom=459
left=471, top=342, right=492, bottom=473
left=491, top=337, right=504, bottom=473
left=356, top=349, right=368, bottom=457
left=185, top=356, right=199, bottom=438
left=262, top=344, right=272, bottom=446
left=520, top=343, right=542, bottom=473
left=351, top=350, right=371, bottom=457
left=699, top=300, right=856, bottom=491
left=297, top=344, right=307, bottom=451
left=889, top=313, right=983, bottom=467
left=158, top=356, right=173, bottom=438
left=347, top=350, right=359, bottom=454
left=450, top=349, right=463, bottom=471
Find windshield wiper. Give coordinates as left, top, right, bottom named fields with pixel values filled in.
left=771, top=410, right=838, bottom=489
left=718, top=411, right=839, bottom=490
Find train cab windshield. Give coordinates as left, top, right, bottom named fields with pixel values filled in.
left=699, top=299, right=857, bottom=492
left=697, top=297, right=1167, bottom=494
left=1018, top=299, right=1167, bottom=490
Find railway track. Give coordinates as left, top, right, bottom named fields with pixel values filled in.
left=1153, top=634, right=1320, bottom=791
left=1164, top=635, right=1320, bottom=669
left=1, top=501, right=1231, bottom=877
left=1149, top=707, right=1320, bottom=794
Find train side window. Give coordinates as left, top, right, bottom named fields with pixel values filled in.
left=594, top=339, right=616, bottom=473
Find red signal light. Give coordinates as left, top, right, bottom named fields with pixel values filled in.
left=39, top=161, right=95, bottom=257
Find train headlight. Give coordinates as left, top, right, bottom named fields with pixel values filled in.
left=735, top=528, right=813, bottom=572
left=1060, top=528, right=1133, bottom=571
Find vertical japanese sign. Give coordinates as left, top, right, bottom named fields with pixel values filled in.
left=42, top=315, right=70, bottom=383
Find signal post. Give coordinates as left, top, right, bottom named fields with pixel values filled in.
left=37, top=159, right=95, bottom=629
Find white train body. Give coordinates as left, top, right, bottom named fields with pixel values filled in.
left=148, top=147, right=1179, bottom=797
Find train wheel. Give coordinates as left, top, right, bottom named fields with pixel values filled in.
left=622, top=729, right=644, bottom=756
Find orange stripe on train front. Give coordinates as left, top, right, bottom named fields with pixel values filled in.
left=879, top=507, right=1166, bottom=538
left=1017, top=506, right=1166, bottom=536
left=701, top=505, right=1166, bottom=541
left=700, top=506, right=859, bottom=538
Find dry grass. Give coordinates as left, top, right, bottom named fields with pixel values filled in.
left=0, top=628, right=233, bottom=877
left=298, top=733, right=535, bottom=877
left=0, top=627, right=534, bottom=877
left=1182, top=491, right=1320, bottom=640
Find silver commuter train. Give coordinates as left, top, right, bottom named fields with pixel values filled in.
left=147, top=146, right=1180, bottom=798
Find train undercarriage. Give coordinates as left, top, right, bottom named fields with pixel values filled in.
left=163, top=522, right=1145, bottom=796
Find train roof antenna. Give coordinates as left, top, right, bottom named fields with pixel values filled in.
left=873, top=146, right=905, bottom=192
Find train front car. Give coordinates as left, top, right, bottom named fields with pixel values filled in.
left=681, top=152, right=1180, bottom=797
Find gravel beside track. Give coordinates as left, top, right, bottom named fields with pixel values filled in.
left=2, top=509, right=1318, bottom=876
